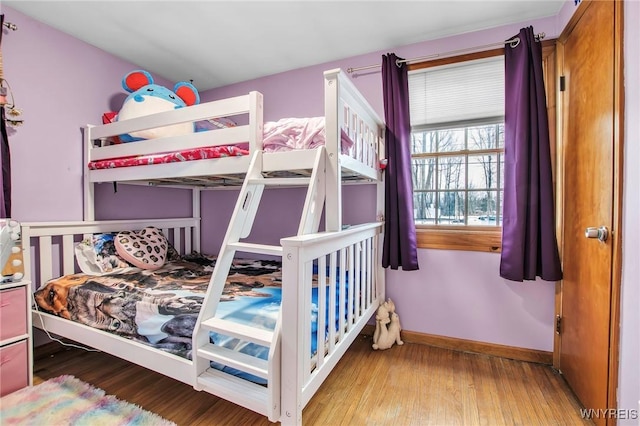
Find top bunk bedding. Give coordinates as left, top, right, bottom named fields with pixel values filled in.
left=88, top=117, right=356, bottom=170
left=85, top=69, right=385, bottom=186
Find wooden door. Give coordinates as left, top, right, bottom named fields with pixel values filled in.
left=557, top=1, right=622, bottom=423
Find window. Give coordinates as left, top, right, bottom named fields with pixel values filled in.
left=406, top=44, right=556, bottom=252
left=408, top=51, right=505, bottom=251
left=411, top=123, right=504, bottom=226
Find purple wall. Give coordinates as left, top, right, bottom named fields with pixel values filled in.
left=2, top=4, right=637, bottom=397
left=199, top=185, right=376, bottom=255
left=1, top=6, right=175, bottom=222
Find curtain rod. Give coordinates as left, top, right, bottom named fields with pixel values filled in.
left=3, top=21, right=17, bottom=31
left=347, top=32, right=545, bottom=74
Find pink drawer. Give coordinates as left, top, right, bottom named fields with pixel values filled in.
left=0, top=286, right=28, bottom=341
left=0, top=340, right=29, bottom=396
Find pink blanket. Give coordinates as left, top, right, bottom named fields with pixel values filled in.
left=263, top=117, right=353, bottom=154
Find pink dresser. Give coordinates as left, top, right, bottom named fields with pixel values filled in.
left=0, top=281, right=32, bottom=397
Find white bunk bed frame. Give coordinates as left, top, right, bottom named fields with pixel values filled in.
left=24, top=69, right=386, bottom=425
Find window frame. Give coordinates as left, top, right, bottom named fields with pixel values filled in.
left=408, top=43, right=557, bottom=252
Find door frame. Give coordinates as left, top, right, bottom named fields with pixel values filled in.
left=554, top=0, right=625, bottom=417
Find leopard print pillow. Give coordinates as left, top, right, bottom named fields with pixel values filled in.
left=115, top=227, right=168, bottom=270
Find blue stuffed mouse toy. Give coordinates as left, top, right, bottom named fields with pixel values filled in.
left=117, top=70, right=200, bottom=142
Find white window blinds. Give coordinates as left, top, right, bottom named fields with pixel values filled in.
left=409, top=56, right=505, bottom=130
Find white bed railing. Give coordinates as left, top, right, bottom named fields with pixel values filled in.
left=21, top=218, right=200, bottom=289
left=323, top=69, right=385, bottom=232
left=280, top=222, right=384, bottom=425
left=324, top=68, right=385, bottom=179
left=88, top=92, right=264, bottom=161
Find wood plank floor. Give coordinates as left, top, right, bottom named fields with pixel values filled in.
left=33, top=335, right=592, bottom=425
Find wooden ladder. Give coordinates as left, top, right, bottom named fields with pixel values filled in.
left=192, top=148, right=326, bottom=421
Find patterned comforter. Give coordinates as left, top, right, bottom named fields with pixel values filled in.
left=33, top=253, right=283, bottom=362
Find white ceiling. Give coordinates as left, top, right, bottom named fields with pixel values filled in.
left=6, top=1, right=564, bottom=91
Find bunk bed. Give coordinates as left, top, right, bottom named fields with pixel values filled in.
left=22, top=69, right=386, bottom=425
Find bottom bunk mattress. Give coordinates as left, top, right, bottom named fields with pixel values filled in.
left=33, top=253, right=341, bottom=382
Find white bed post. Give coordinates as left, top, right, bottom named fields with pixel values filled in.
left=192, top=188, right=201, bottom=253
left=280, top=241, right=304, bottom=426
left=249, top=91, right=264, bottom=154
left=83, top=125, right=95, bottom=221
left=323, top=69, right=342, bottom=232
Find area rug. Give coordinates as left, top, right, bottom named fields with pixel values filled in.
left=0, top=375, right=176, bottom=425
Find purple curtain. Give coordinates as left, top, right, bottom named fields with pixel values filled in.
left=500, top=27, right=562, bottom=282
left=381, top=53, right=419, bottom=271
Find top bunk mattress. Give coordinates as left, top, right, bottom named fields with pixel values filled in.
left=88, top=117, right=355, bottom=170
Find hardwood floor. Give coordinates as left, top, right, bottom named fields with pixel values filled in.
left=33, top=335, right=591, bottom=425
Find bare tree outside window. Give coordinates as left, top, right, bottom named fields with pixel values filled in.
left=411, top=124, right=504, bottom=227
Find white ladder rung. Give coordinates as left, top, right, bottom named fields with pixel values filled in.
left=202, top=317, right=274, bottom=347
left=228, top=242, right=283, bottom=256
left=248, top=177, right=311, bottom=186
left=198, top=343, right=268, bottom=379
left=197, top=368, right=269, bottom=416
